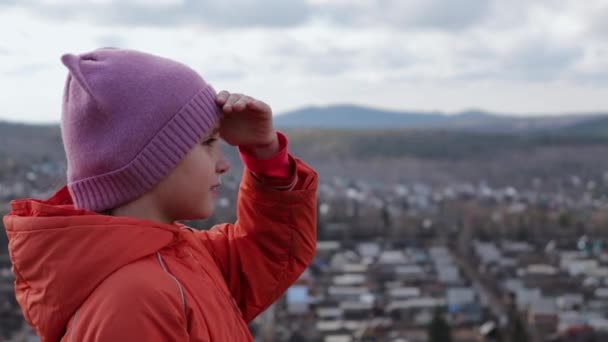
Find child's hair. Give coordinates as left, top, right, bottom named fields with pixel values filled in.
left=60, top=48, right=221, bottom=213
left=99, top=209, right=114, bottom=216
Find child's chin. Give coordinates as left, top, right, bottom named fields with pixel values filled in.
left=182, top=207, right=214, bottom=221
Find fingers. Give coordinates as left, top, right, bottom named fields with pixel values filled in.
left=246, top=99, right=271, bottom=114
left=227, top=93, right=242, bottom=112
left=233, top=96, right=252, bottom=112
left=216, top=90, right=230, bottom=105
left=216, top=91, right=268, bottom=114
left=218, top=93, right=240, bottom=113
left=217, top=92, right=252, bottom=113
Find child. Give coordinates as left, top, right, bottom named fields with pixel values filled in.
left=3, top=48, right=318, bottom=341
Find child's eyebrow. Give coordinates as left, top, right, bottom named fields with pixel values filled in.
left=209, top=126, right=220, bottom=136
left=203, top=126, right=220, bottom=140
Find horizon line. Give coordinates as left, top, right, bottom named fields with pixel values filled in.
left=2, top=104, right=608, bottom=125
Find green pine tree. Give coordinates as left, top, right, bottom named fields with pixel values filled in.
left=507, top=300, right=529, bottom=342
left=427, top=306, right=452, bottom=342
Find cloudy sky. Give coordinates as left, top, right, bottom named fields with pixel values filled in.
left=1, top=0, right=607, bottom=123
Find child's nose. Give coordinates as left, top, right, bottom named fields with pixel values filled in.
left=217, top=154, right=230, bottom=174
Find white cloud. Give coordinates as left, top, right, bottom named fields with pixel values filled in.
left=0, top=0, right=607, bottom=123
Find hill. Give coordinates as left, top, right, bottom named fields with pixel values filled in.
left=2, top=107, right=608, bottom=187
left=275, top=105, right=606, bottom=133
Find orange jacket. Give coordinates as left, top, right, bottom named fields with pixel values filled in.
left=3, top=158, right=317, bottom=341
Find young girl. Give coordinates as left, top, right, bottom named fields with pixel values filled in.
left=3, top=48, right=318, bottom=341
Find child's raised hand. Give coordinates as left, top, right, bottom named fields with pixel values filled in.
left=215, top=91, right=279, bottom=158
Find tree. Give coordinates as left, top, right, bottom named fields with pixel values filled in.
left=559, top=211, right=573, bottom=229
left=427, top=306, right=452, bottom=342
left=381, top=202, right=391, bottom=229
left=506, top=294, right=529, bottom=342
left=508, top=314, right=528, bottom=342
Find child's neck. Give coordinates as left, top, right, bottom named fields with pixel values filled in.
left=111, top=195, right=174, bottom=225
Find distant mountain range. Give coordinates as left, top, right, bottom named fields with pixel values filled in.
left=275, top=105, right=608, bottom=133
left=3, top=105, right=608, bottom=189
left=1, top=104, right=607, bottom=164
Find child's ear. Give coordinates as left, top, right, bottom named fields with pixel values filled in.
left=61, top=53, right=95, bottom=97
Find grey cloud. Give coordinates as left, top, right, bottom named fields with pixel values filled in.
left=268, top=40, right=359, bottom=75
left=7, top=0, right=493, bottom=31
left=319, top=0, right=491, bottom=31
left=569, top=71, right=608, bottom=86
left=449, top=40, right=584, bottom=83
left=590, top=7, right=608, bottom=38
left=400, top=0, right=492, bottom=31
left=0, top=46, right=13, bottom=55
left=10, top=0, right=313, bottom=28
left=303, top=56, right=352, bottom=76
left=374, top=47, right=418, bottom=69
left=501, top=40, right=583, bottom=81
left=307, top=47, right=360, bottom=75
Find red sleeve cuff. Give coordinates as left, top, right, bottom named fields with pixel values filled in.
left=238, top=131, right=292, bottom=180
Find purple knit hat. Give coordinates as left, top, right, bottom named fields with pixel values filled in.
left=60, top=48, right=221, bottom=212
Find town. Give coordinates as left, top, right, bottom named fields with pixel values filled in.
left=2, top=154, right=608, bottom=342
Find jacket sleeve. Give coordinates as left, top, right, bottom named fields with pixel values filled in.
left=196, top=157, right=318, bottom=322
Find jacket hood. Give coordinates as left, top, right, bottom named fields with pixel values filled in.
left=3, top=186, right=182, bottom=342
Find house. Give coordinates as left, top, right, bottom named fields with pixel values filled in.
left=339, top=301, right=375, bottom=320
left=436, top=265, right=462, bottom=285
left=594, top=287, right=608, bottom=299
left=474, top=241, right=502, bottom=265
left=333, top=274, right=367, bottom=286
left=386, top=297, right=445, bottom=327
left=515, top=287, right=542, bottom=310
left=357, top=242, right=381, bottom=259
left=388, top=287, right=421, bottom=299
left=588, top=317, right=608, bottom=332
left=557, top=294, right=584, bottom=310
left=557, top=310, right=587, bottom=334
left=286, top=285, right=311, bottom=315
left=324, top=335, right=353, bottom=342
left=528, top=298, right=559, bottom=336
left=561, top=257, right=598, bottom=277
left=328, top=286, right=370, bottom=301
left=446, top=287, right=481, bottom=325
left=394, top=265, right=427, bottom=282
left=317, top=241, right=342, bottom=255
left=446, top=287, right=476, bottom=307
left=378, top=250, right=408, bottom=265
left=316, top=307, right=344, bottom=321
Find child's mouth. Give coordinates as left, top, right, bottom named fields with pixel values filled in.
left=211, top=184, right=220, bottom=196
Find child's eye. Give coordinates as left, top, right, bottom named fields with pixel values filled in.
left=202, top=138, right=218, bottom=146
